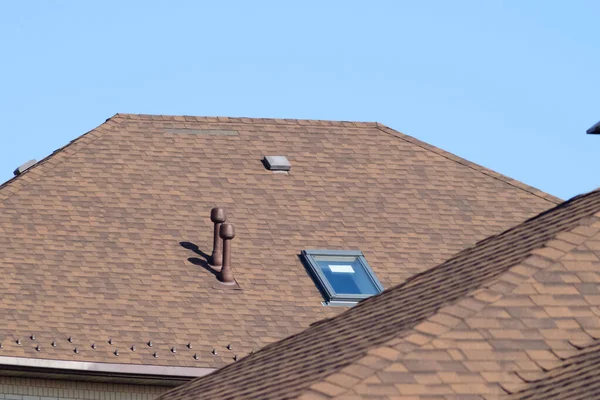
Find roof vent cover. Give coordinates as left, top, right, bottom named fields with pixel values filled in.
left=263, top=156, right=291, bottom=172
left=13, top=159, right=37, bottom=176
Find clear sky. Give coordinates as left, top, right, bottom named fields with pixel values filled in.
left=0, top=1, right=598, bottom=200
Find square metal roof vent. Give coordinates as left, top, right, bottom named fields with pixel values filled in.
left=263, top=156, right=291, bottom=172
left=13, top=159, right=37, bottom=176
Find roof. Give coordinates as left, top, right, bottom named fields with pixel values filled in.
left=0, top=114, right=559, bottom=371
left=157, top=188, right=600, bottom=400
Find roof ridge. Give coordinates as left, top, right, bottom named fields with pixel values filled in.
left=374, top=122, right=563, bottom=205
left=113, top=113, right=379, bottom=128
left=0, top=115, right=122, bottom=205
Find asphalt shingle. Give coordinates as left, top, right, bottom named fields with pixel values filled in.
left=0, top=114, right=558, bottom=370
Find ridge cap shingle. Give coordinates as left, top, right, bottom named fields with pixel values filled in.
left=112, top=113, right=379, bottom=128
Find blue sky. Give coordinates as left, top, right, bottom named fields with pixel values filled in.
left=0, top=1, right=598, bottom=200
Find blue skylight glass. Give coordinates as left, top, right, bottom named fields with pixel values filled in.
left=314, top=256, right=379, bottom=295
left=302, top=250, right=383, bottom=304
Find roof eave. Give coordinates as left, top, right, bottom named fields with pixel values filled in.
left=0, top=356, right=215, bottom=386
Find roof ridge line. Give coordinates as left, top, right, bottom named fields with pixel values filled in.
left=374, top=122, right=562, bottom=205
left=113, top=113, right=379, bottom=128
left=0, top=114, right=123, bottom=205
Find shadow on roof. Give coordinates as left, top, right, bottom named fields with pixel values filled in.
left=180, top=241, right=219, bottom=278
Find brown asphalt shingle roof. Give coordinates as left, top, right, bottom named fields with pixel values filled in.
left=0, top=114, right=558, bottom=370
left=158, top=188, right=600, bottom=400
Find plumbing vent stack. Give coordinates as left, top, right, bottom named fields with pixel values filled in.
left=210, top=208, right=226, bottom=267
left=219, top=223, right=236, bottom=284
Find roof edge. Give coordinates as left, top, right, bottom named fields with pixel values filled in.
left=0, top=114, right=123, bottom=204
left=0, top=355, right=214, bottom=386
left=374, top=122, right=562, bottom=205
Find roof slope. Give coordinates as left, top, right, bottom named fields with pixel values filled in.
left=158, top=188, right=600, bottom=400
left=0, top=114, right=558, bottom=370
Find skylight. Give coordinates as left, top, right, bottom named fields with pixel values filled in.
left=302, top=250, right=383, bottom=305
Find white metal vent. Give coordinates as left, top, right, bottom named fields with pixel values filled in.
left=13, top=160, right=37, bottom=176
left=263, top=156, right=291, bottom=172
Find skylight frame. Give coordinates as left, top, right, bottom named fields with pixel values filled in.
left=302, top=249, right=384, bottom=304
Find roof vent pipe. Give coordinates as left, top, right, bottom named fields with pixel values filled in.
left=219, top=223, right=236, bottom=284
left=210, top=208, right=226, bottom=267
